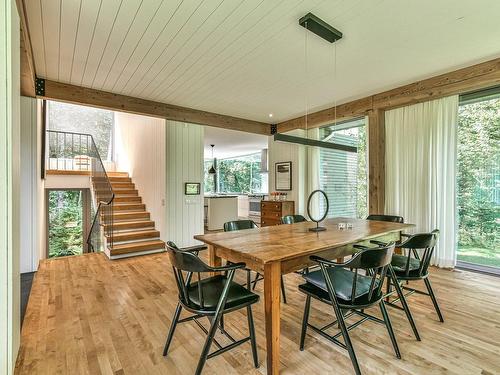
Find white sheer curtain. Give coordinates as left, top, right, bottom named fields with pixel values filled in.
left=385, top=96, right=458, bottom=268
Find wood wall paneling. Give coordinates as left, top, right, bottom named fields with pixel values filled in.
left=165, top=121, right=204, bottom=247
left=114, top=112, right=167, bottom=241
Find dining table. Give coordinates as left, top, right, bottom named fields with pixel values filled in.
left=194, top=217, right=414, bottom=374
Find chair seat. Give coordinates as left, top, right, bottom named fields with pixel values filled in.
left=187, top=275, right=259, bottom=311
left=303, top=267, right=380, bottom=301
left=391, top=254, right=421, bottom=273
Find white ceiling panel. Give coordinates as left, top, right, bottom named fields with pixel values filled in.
left=26, top=0, right=500, bottom=123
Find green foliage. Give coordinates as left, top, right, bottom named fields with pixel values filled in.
left=457, top=97, right=499, bottom=257
left=48, top=101, right=114, bottom=160
left=48, top=191, right=83, bottom=258
left=205, top=153, right=264, bottom=194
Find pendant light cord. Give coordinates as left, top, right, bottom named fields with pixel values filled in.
left=304, top=21, right=309, bottom=136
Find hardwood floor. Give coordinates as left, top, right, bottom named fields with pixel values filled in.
left=15, top=253, right=500, bottom=374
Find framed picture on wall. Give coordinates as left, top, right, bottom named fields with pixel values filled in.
left=275, top=161, right=292, bottom=191
left=185, top=182, right=201, bottom=195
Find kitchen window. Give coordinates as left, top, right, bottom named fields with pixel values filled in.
left=204, top=152, right=268, bottom=194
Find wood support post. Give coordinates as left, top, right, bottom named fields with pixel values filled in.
left=368, top=109, right=386, bottom=215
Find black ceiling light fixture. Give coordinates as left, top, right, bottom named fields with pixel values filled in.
left=208, top=144, right=216, bottom=174
left=299, top=12, right=342, bottom=43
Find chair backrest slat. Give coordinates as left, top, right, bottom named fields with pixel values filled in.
left=351, top=268, right=358, bottom=304
left=223, top=220, right=257, bottom=232
left=281, top=215, right=307, bottom=224
left=366, top=214, right=404, bottom=223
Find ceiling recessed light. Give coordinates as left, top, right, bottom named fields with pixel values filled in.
left=269, top=113, right=273, bottom=118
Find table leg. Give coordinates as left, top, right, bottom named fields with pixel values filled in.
left=264, top=261, right=281, bottom=374
left=208, top=245, right=222, bottom=276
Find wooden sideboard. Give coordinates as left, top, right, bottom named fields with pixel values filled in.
left=260, top=200, right=295, bottom=227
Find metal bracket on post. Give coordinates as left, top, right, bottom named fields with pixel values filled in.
left=270, top=124, right=277, bottom=135
left=35, top=78, right=45, bottom=96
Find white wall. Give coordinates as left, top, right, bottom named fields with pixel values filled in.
left=19, top=97, right=39, bottom=273
left=268, top=130, right=306, bottom=214
left=114, top=112, right=167, bottom=238
left=166, top=121, right=204, bottom=247
left=0, top=0, right=21, bottom=372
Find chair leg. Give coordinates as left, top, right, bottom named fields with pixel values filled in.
left=335, top=304, right=362, bottom=375
left=247, top=306, right=259, bottom=368
left=252, top=272, right=261, bottom=290
left=163, top=302, right=182, bottom=356
left=246, top=270, right=251, bottom=290
left=379, top=302, right=401, bottom=359
left=280, top=276, right=287, bottom=304
left=195, top=312, right=224, bottom=375
left=424, top=278, right=444, bottom=322
left=389, top=271, right=420, bottom=341
left=299, top=295, right=311, bottom=351
left=386, top=276, right=392, bottom=302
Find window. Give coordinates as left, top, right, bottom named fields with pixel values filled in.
left=457, top=89, right=500, bottom=270
left=319, top=118, right=368, bottom=218
left=47, top=101, right=115, bottom=161
left=204, top=152, right=268, bottom=194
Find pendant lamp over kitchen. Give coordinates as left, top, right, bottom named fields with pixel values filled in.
left=209, top=144, right=216, bottom=174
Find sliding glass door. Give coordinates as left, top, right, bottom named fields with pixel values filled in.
left=457, top=89, right=500, bottom=271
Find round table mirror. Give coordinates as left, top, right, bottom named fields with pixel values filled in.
left=307, top=189, right=329, bottom=232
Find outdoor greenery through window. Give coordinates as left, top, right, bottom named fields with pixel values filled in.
left=319, top=118, right=368, bottom=219
left=47, top=100, right=114, bottom=160
left=48, top=190, right=84, bottom=258
left=457, top=92, right=500, bottom=268
left=204, top=152, right=268, bottom=194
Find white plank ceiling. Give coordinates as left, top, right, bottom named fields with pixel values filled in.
left=25, top=0, right=500, bottom=123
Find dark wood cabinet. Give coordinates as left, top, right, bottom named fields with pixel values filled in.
left=260, top=200, right=295, bottom=227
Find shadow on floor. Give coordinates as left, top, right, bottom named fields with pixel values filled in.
left=21, top=272, right=35, bottom=325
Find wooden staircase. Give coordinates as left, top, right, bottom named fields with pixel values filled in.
left=96, top=171, right=165, bottom=259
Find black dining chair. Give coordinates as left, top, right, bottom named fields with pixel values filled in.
left=163, top=241, right=259, bottom=375
left=366, top=214, right=421, bottom=341
left=223, top=220, right=288, bottom=303
left=373, top=230, right=444, bottom=324
left=280, top=214, right=307, bottom=224
left=366, top=214, right=404, bottom=223
left=281, top=215, right=313, bottom=275
left=298, top=243, right=401, bottom=375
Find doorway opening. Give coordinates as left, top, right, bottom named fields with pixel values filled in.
left=46, top=189, right=91, bottom=258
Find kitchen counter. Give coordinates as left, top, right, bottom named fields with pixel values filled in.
left=204, top=196, right=239, bottom=230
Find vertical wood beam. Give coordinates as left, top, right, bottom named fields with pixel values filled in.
left=368, top=109, right=385, bottom=214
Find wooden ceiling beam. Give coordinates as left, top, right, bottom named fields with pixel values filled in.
left=16, top=0, right=36, bottom=97
left=277, top=57, right=500, bottom=132
left=37, top=80, right=271, bottom=135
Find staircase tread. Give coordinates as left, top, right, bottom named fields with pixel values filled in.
left=103, top=220, right=154, bottom=227
left=110, top=239, right=164, bottom=250
left=107, top=229, right=160, bottom=239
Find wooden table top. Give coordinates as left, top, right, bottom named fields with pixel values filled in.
left=195, top=217, right=414, bottom=265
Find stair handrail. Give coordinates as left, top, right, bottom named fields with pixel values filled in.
left=45, top=129, right=115, bottom=252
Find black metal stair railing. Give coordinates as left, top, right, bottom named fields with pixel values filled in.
left=45, top=130, right=115, bottom=252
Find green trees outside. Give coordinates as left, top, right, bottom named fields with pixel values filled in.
left=48, top=100, right=114, bottom=159
left=48, top=190, right=83, bottom=258
left=457, top=97, right=500, bottom=266
left=205, top=153, right=264, bottom=194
